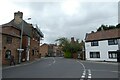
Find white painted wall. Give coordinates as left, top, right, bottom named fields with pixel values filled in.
left=85, top=40, right=118, bottom=61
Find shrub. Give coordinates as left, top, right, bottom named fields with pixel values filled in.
left=64, top=51, right=72, bottom=58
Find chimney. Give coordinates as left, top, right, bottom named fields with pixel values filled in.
left=71, top=37, right=75, bottom=43
left=14, top=11, right=23, bottom=19
left=14, top=11, right=23, bottom=24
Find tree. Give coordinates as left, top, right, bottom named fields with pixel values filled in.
left=97, top=24, right=118, bottom=32
left=55, top=37, right=69, bottom=47
left=116, top=24, right=120, bottom=28
left=97, top=24, right=108, bottom=31
left=55, top=37, right=72, bottom=58
left=55, top=37, right=83, bottom=58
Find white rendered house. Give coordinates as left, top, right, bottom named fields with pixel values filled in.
left=85, top=29, right=120, bottom=61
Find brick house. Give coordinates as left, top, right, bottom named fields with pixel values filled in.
left=1, top=25, right=21, bottom=65
left=39, top=43, right=63, bottom=57
left=29, top=25, right=44, bottom=60
left=39, top=43, right=49, bottom=57
left=1, top=11, right=43, bottom=65
left=85, top=29, right=120, bottom=61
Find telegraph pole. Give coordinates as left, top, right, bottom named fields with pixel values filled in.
left=18, top=18, right=31, bottom=64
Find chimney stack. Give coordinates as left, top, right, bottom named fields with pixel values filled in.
left=71, top=37, right=75, bottom=43
left=14, top=11, right=23, bottom=24
left=14, top=11, right=23, bottom=19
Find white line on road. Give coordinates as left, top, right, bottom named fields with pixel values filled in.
left=48, top=57, right=56, bottom=66
left=77, top=60, right=86, bottom=70
left=88, top=69, right=92, bottom=79
left=53, top=57, right=56, bottom=64
left=77, top=60, right=92, bottom=80
left=76, top=60, right=86, bottom=79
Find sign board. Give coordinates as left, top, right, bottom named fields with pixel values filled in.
left=17, top=49, right=24, bottom=52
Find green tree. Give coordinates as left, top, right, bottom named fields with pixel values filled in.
left=55, top=37, right=72, bottom=58
left=55, top=37, right=83, bottom=58
left=116, top=24, right=120, bottom=28
left=97, top=24, right=118, bottom=32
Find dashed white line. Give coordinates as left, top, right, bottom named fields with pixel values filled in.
left=77, top=60, right=92, bottom=80
left=81, top=69, right=86, bottom=78
left=88, top=69, right=92, bottom=79
left=77, top=60, right=86, bottom=79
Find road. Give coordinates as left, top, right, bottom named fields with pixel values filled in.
left=2, top=57, right=119, bottom=80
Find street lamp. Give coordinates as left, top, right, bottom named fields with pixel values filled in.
left=18, top=18, right=31, bottom=64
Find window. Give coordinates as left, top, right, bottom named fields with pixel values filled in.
left=5, top=50, right=11, bottom=59
left=32, top=50, right=35, bottom=56
left=108, top=51, right=117, bottom=59
left=6, top=36, right=12, bottom=44
left=90, top=52, right=100, bottom=58
left=108, top=39, right=118, bottom=45
left=91, top=41, right=99, bottom=46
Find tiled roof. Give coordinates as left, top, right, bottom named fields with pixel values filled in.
left=2, top=19, right=44, bottom=38
left=34, top=27, right=44, bottom=38
left=2, top=19, right=32, bottom=37
left=85, top=28, right=120, bottom=42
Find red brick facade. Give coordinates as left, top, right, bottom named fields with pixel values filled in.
left=1, top=11, right=44, bottom=65
left=39, top=44, right=49, bottom=57
left=2, top=26, right=20, bottom=65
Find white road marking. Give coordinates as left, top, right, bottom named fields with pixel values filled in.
left=53, top=57, right=56, bottom=64
left=88, top=76, right=91, bottom=78
left=77, top=60, right=86, bottom=70
left=77, top=60, right=92, bottom=80
left=48, top=57, right=56, bottom=66
left=88, top=69, right=92, bottom=79
left=77, top=60, right=86, bottom=79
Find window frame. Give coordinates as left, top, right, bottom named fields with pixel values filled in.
left=108, top=51, right=117, bottom=59
left=90, top=52, right=100, bottom=58
left=108, top=39, right=118, bottom=45
left=6, top=36, right=12, bottom=44
left=91, top=41, right=99, bottom=46
left=5, top=50, right=11, bottom=59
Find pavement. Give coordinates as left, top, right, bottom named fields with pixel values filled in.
left=81, top=60, right=119, bottom=65
left=2, top=57, right=44, bottom=70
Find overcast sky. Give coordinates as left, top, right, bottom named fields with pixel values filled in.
left=0, top=0, right=119, bottom=44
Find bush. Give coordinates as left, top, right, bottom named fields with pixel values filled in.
left=64, top=51, right=72, bottom=58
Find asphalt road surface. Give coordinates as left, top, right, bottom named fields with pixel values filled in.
left=2, top=57, right=119, bottom=80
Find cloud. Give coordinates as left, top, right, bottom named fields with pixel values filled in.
left=0, top=1, right=118, bottom=44
left=29, top=2, right=118, bottom=43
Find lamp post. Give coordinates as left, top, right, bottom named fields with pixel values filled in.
left=18, top=18, right=31, bottom=64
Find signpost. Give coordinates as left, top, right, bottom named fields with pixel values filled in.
left=17, top=49, right=24, bottom=64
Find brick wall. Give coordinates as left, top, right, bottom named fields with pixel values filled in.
left=2, top=26, right=20, bottom=65
left=39, top=44, right=48, bottom=57
left=30, top=38, right=40, bottom=61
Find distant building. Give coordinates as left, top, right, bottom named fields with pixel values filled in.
left=1, top=11, right=44, bottom=65
left=39, top=43, right=49, bottom=57
left=85, top=29, right=120, bottom=61
left=39, top=43, right=63, bottom=57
